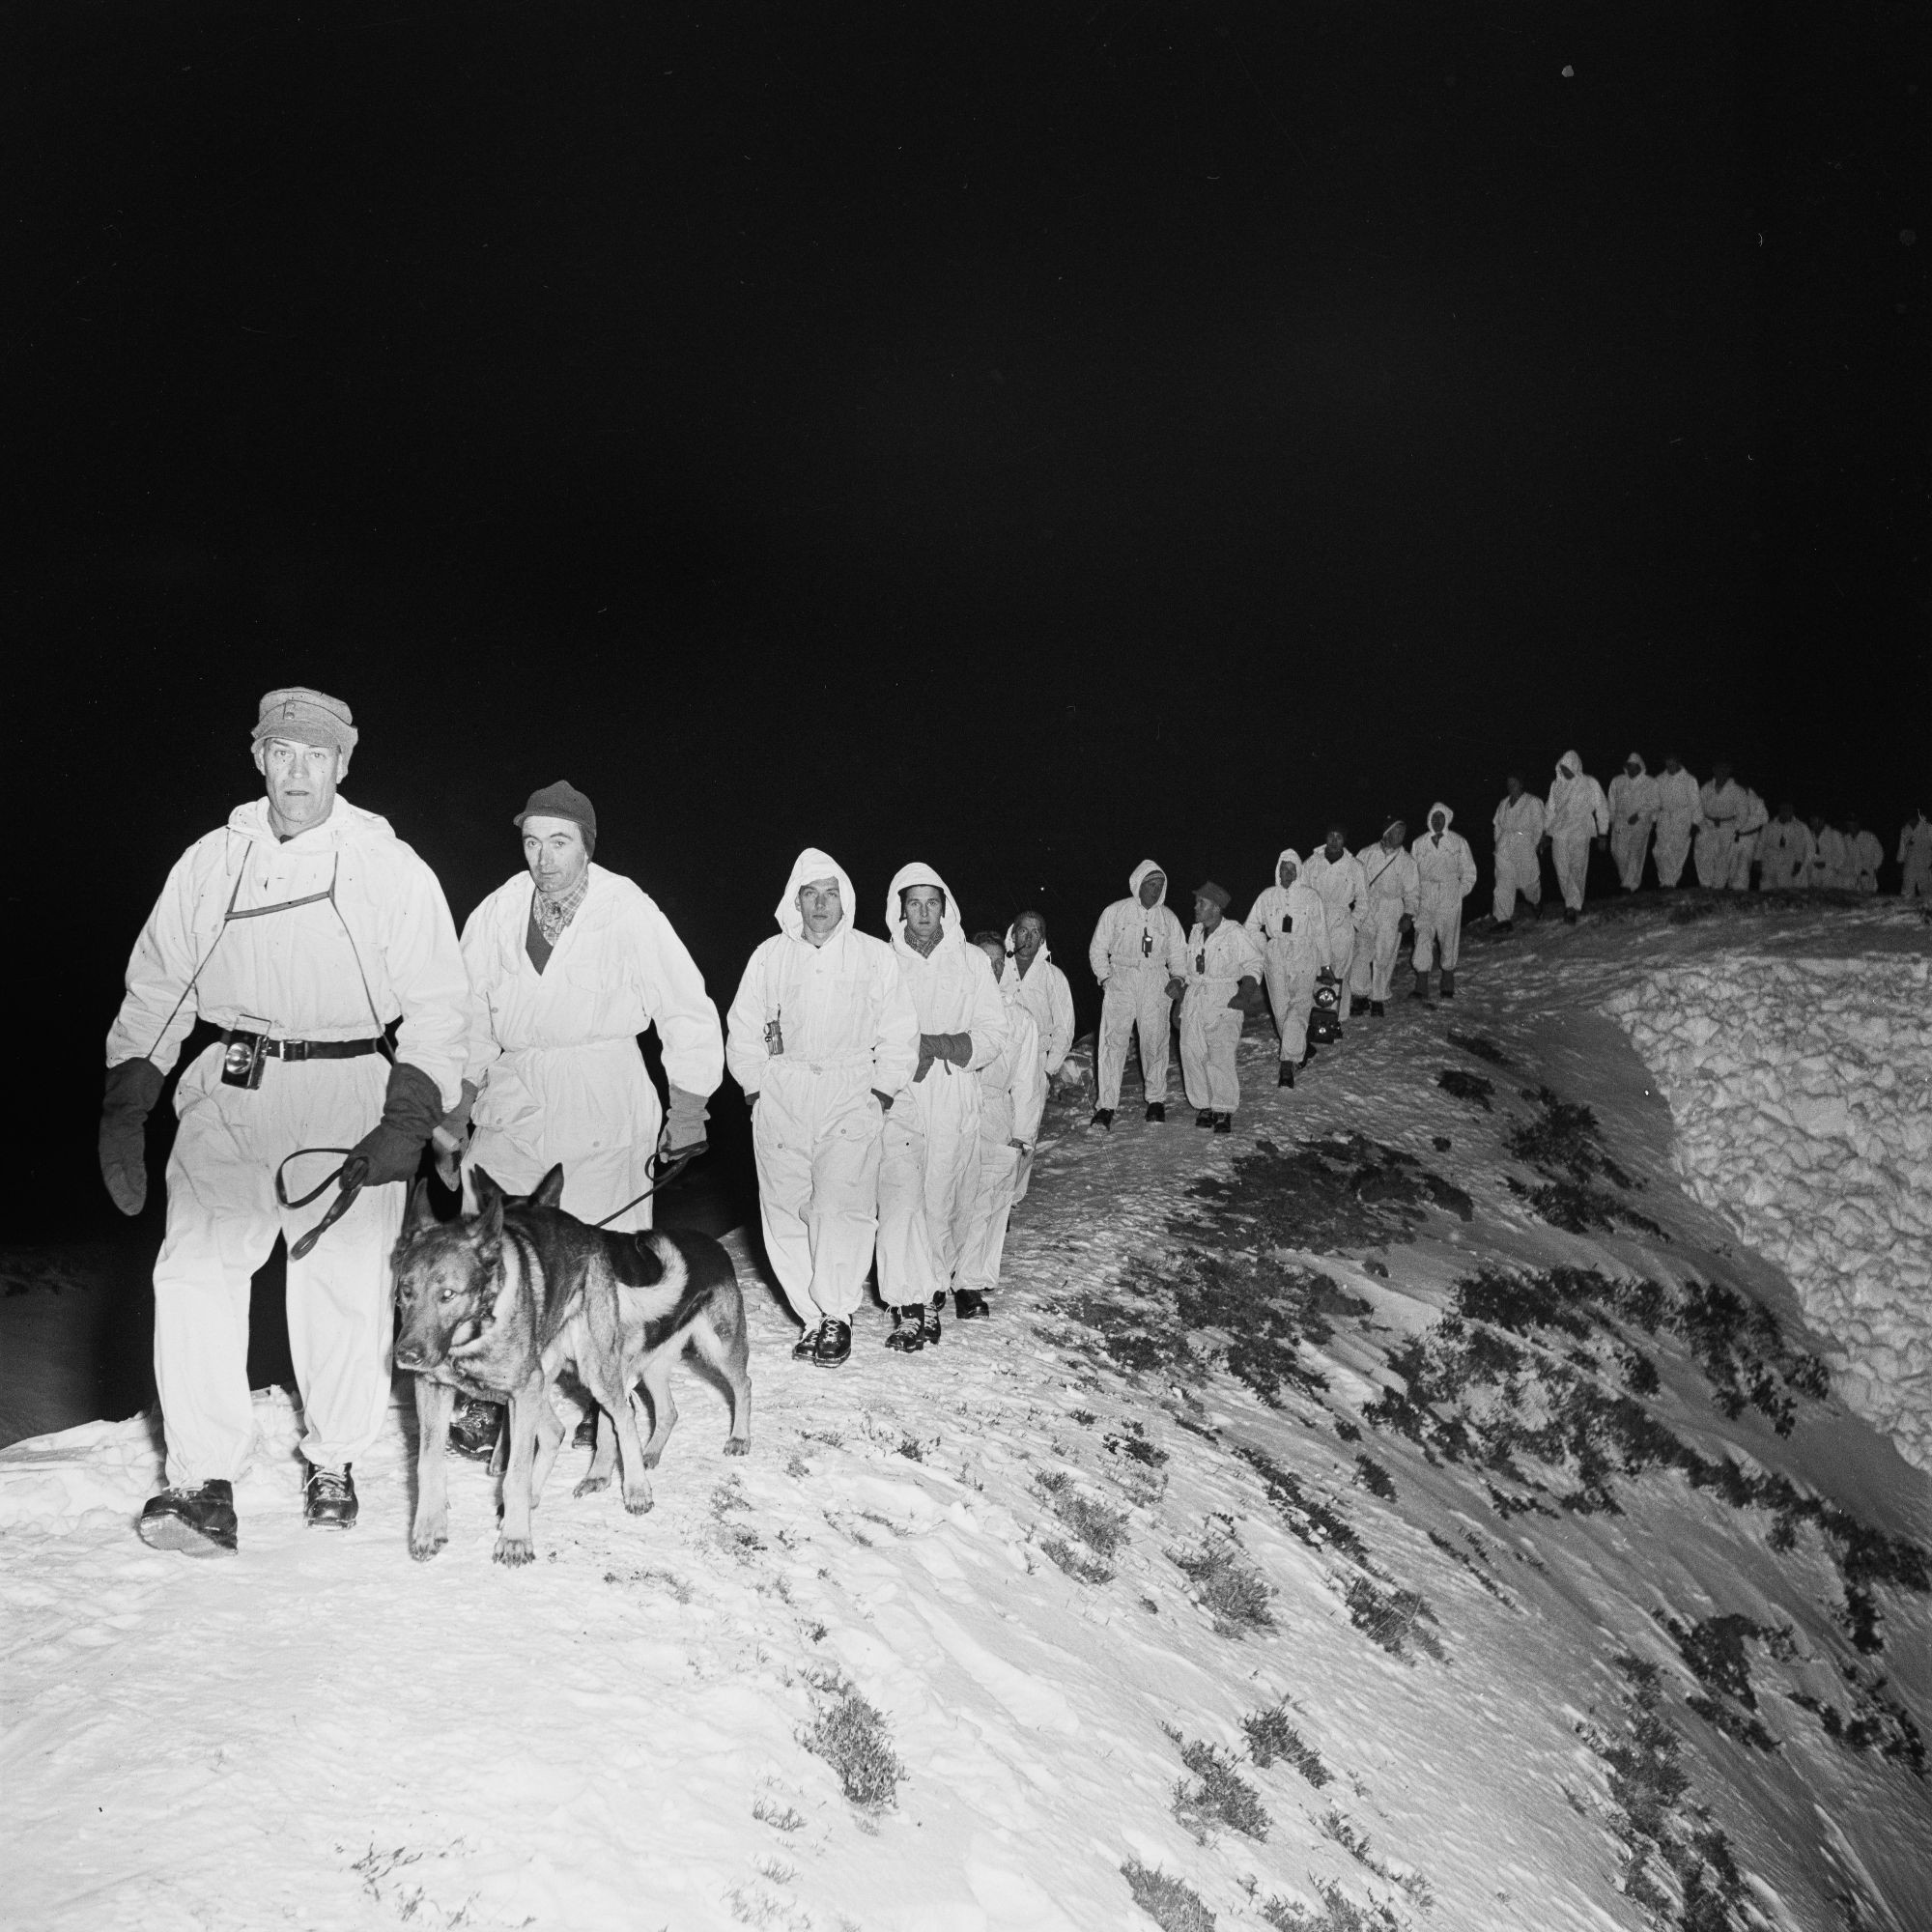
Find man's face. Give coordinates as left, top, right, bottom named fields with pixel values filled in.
left=523, top=816, right=591, bottom=898
left=1430, top=810, right=1447, bottom=835
left=257, top=737, right=347, bottom=836
left=1713, top=762, right=1732, bottom=785
left=1506, top=777, right=1523, bottom=801
left=797, top=876, right=843, bottom=944
left=1777, top=804, right=1795, bottom=823
left=1277, top=857, right=1297, bottom=889
left=1845, top=816, right=1861, bottom=837
left=902, top=884, right=947, bottom=948
left=1664, top=756, right=1682, bottom=774
left=1137, top=871, right=1165, bottom=909
left=1626, top=759, right=1640, bottom=778
left=1013, top=915, right=1045, bottom=972
left=1808, top=815, right=1825, bottom=835
left=1381, top=821, right=1406, bottom=852
left=1323, top=830, right=1346, bottom=861
left=977, top=939, right=1006, bottom=982
left=1194, top=895, right=1223, bottom=932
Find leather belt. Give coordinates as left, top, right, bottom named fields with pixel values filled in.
left=221, top=1031, right=384, bottom=1062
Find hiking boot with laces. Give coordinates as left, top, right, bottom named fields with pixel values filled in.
left=1370, top=999, right=1386, bottom=1017
left=448, top=1396, right=501, bottom=1463
left=1195, top=1109, right=1214, bottom=1128
left=304, top=1463, right=358, bottom=1531
left=1277, top=1062, right=1294, bottom=1089
left=953, top=1289, right=990, bottom=1321
left=811, top=1320, right=852, bottom=1368
left=1145, top=1102, right=1165, bottom=1122
left=1090, top=1108, right=1115, bottom=1131
left=792, top=1320, right=828, bottom=1361
left=885, top=1306, right=925, bottom=1352
left=137, top=1480, right=238, bottom=1557
left=1439, top=970, right=1457, bottom=998
left=1212, top=1113, right=1234, bottom=1134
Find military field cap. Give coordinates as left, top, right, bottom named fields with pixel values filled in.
left=1193, top=881, right=1232, bottom=910
left=514, top=780, right=598, bottom=843
left=252, top=686, right=358, bottom=755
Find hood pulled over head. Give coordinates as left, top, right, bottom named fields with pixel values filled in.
left=886, top=860, right=963, bottom=945
left=776, top=847, right=856, bottom=941
left=1276, top=847, right=1301, bottom=878
left=1425, top=802, right=1455, bottom=833
left=1556, top=750, right=1581, bottom=780
left=1625, top=753, right=1648, bottom=776
left=1127, top=859, right=1168, bottom=906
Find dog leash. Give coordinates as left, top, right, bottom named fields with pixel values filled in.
left=589, top=1145, right=705, bottom=1228
left=273, top=1146, right=369, bottom=1261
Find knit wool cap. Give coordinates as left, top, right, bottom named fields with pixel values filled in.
left=252, top=687, right=358, bottom=756
left=514, top=781, right=597, bottom=855
left=1193, top=880, right=1232, bottom=910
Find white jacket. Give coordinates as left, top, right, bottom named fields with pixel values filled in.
left=1411, top=804, right=1478, bottom=904
left=460, top=864, right=722, bottom=1167
left=724, top=848, right=918, bottom=1100
left=1300, top=846, right=1369, bottom=931
left=1849, top=830, right=1884, bottom=892
left=1089, top=860, right=1188, bottom=985
left=1697, top=777, right=1747, bottom=832
left=1244, top=850, right=1332, bottom=975
left=1002, top=929, right=1076, bottom=1076
left=1758, top=816, right=1814, bottom=886
left=1607, top=757, right=1661, bottom=828
left=1492, top=791, right=1545, bottom=864
left=979, top=998, right=1046, bottom=1148
left=106, top=795, right=469, bottom=1106
left=1180, top=916, right=1264, bottom=1021
left=885, top=862, right=1009, bottom=1114
left=1545, top=753, right=1609, bottom=841
left=1654, top=767, right=1700, bottom=827
left=1355, top=840, right=1420, bottom=922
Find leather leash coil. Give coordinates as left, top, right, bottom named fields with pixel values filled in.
left=274, top=1147, right=369, bottom=1261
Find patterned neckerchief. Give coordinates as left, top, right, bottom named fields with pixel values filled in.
left=532, top=871, right=591, bottom=947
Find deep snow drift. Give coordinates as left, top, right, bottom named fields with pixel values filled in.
left=3, top=895, right=1928, bottom=1932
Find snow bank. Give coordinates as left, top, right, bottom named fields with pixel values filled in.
left=1606, top=953, right=1932, bottom=1471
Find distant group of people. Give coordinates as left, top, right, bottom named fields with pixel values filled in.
left=97, top=690, right=1930, bottom=1558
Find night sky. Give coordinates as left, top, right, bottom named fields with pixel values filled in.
left=10, top=0, right=1926, bottom=1243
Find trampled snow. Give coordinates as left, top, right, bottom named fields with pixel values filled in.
left=3, top=895, right=1928, bottom=1931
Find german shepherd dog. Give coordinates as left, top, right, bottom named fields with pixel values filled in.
left=391, top=1164, right=751, bottom=1566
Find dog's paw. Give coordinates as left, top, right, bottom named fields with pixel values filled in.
left=493, top=1536, right=535, bottom=1566
left=724, top=1436, right=751, bottom=1457
left=409, top=1532, right=447, bottom=1562
left=639, top=1449, right=664, bottom=1470
left=622, top=1490, right=656, bottom=1517
left=572, top=1474, right=610, bottom=1498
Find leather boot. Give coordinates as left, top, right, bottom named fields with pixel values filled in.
left=1411, top=969, right=1431, bottom=1000
left=1277, top=1062, right=1294, bottom=1089
left=137, top=1480, right=238, bottom=1557
left=1439, top=970, right=1457, bottom=999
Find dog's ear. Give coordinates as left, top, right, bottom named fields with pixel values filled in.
left=531, top=1164, right=567, bottom=1210
left=469, top=1166, right=506, bottom=1241
left=406, top=1178, right=438, bottom=1234
left=459, top=1161, right=481, bottom=1218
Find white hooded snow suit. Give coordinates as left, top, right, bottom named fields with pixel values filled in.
left=1003, top=927, right=1075, bottom=1080
left=106, top=796, right=469, bottom=1490
left=1757, top=816, right=1814, bottom=891
left=1803, top=824, right=1849, bottom=890
left=459, top=864, right=722, bottom=1231
left=1652, top=764, right=1701, bottom=888
left=1300, top=844, right=1369, bottom=1013
left=1179, top=914, right=1263, bottom=1114
left=1849, top=829, right=1884, bottom=895
left=1693, top=775, right=1747, bottom=889
left=877, top=864, right=1009, bottom=1305
left=1491, top=789, right=1546, bottom=922
left=1088, top=861, right=1188, bottom=1108
left=1410, top=807, right=1478, bottom=974
left=1726, top=790, right=1769, bottom=891
left=1606, top=756, right=1661, bottom=892
left=1350, top=838, right=1421, bottom=1003
left=1900, top=815, right=1932, bottom=899
left=1545, top=753, right=1608, bottom=911
left=955, top=991, right=1045, bottom=1296
left=725, top=850, right=918, bottom=1327
left=1243, top=851, right=1331, bottom=1063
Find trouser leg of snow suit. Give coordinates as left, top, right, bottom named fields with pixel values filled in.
left=152, top=1050, right=399, bottom=1489
left=954, top=1139, right=1021, bottom=1294
left=1262, top=949, right=1316, bottom=1062
left=878, top=1069, right=980, bottom=1302
left=1551, top=833, right=1592, bottom=911
left=1726, top=839, right=1756, bottom=892
left=1412, top=896, right=1463, bottom=974
left=1610, top=821, right=1652, bottom=892
left=1654, top=818, right=1692, bottom=888
left=1323, top=916, right=1357, bottom=1019
left=1350, top=904, right=1405, bottom=1002
left=1693, top=825, right=1733, bottom=890
left=1492, top=849, right=1542, bottom=923
left=752, top=1070, right=882, bottom=1325
left=1097, top=965, right=1174, bottom=1108
left=1179, top=1005, right=1244, bottom=1114
left=1905, top=857, right=1932, bottom=899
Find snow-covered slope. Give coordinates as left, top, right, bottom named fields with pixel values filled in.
left=3, top=897, right=1928, bottom=1932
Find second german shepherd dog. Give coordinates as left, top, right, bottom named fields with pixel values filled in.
left=392, top=1165, right=751, bottom=1566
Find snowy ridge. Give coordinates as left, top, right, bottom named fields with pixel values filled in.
left=4, top=900, right=1929, bottom=1932
left=1607, top=954, right=1932, bottom=1473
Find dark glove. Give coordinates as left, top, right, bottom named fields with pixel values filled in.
left=1164, top=976, right=1187, bottom=1002
left=1228, top=976, right=1261, bottom=1013
left=1398, top=914, right=1415, bottom=938
left=99, top=1058, right=165, bottom=1215
left=915, top=1032, right=972, bottom=1080
left=661, top=1084, right=710, bottom=1157
left=345, top=1062, right=443, bottom=1188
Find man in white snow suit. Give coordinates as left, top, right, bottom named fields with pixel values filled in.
left=1652, top=754, right=1701, bottom=889
left=1302, top=828, right=1368, bottom=1024
left=1004, top=913, right=1075, bottom=1083
left=725, top=849, right=919, bottom=1368
left=1757, top=804, right=1814, bottom=891
left=101, top=687, right=469, bottom=1555
left=1844, top=816, right=1884, bottom=895
left=952, top=935, right=1048, bottom=1320
left=1802, top=813, right=1848, bottom=890
left=1491, top=775, right=1545, bottom=930
left=1727, top=788, right=1769, bottom=891
left=1178, top=883, right=1264, bottom=1131
left=875, top=865, right=1009, bottom=1352
left=1409, top=805, right=1478, bottom=1000
left=1900, top=810, right=1932, bottom=899
left=1544, top=753, right=1609, bottom=922
left=1693, top=761, right=1746, bottom=890
left=1606, top=754, right=1660, bottom=892
left=1243, top=850, right=1331, bottom=1088
left=1351, top=820, right=1421, bottom=1013
left=434, top=781, right=725, bottom=1457
left=1088, top=861, right=1188, bottom=1128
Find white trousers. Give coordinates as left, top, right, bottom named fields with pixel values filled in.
left=153, top=1047, right=399, bottom=1489
left=1350, top=903, right=1406, bottom=1002
left=1492, top=844, right=1542, bottom=922
left=752, top=1069, right=882, bottom=1325
left=1610, top=819, right=1653, bottom=891
left=1322, top=915, right=1358, bottom=1020
left=954, top=1140, right=1022, bottom=1294
left=1726, top=838, right=1757, bottom=892
left=1693, top=824, right=1734, bottom=889
left=1411, top=894, right=1463, bottom=973
left=1179, top=1003, right=1244, bottom=1112
left=877, top=1077, right=980, bottom=1306
left=1551, top=832, right=1592, bottom=910
left=1654, top=816, right=1694, bottom=887
left=1097, top=965, right=1174, bottom=1108
left=1261, top=947, right=1318, bottom=1060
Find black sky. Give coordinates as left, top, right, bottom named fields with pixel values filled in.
left=7, top=0, right=1926, bottom=1235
